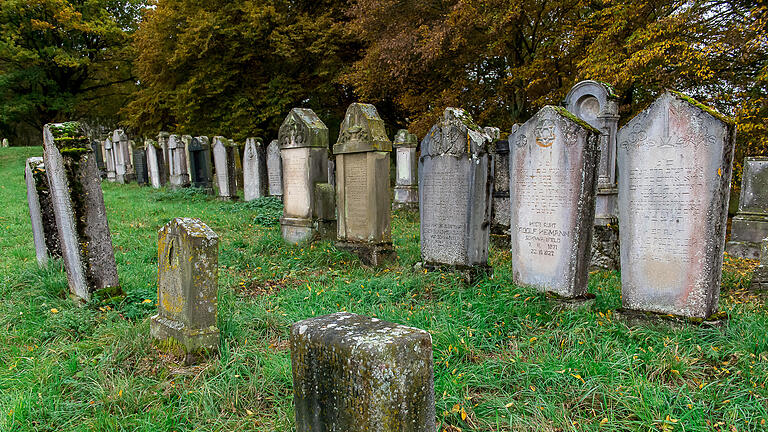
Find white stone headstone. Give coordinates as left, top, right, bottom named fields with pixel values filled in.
left=243, top=137, right=267, bottom=201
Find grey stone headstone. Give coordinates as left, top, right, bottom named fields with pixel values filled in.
left=25, top=157, right=62, bottom=266
left=483, top=126, right=501, bottom=140
left=112, top=130, right=135, bottom=183
left=145, top=139, right=166, bottom=189
left=243, top=137, right=267, bottom=201
left=726, top=157, right=768, bottom=259
left=492, top=134, right=512, bottom=238
left=509, top=106, right=600, bottom=298
left=617, top=91, right=735, bottom=318
left=133, top=146, right=149, bottom=186
left=43, top=123, right=120, bottom=302
left=334, top=103, right=394, bottom=266
left=212, top=137, right=239, bottom=200
left=103, top=137, right=117, bottom=182
left=168, top=135, right=190, bottom=189
left=278, top=108, right=336, bottom=244
left=158, top=132, right=171, bottom=185
left=188, top=136, right=213, bottom=192
left=266, top=139, right=283, bottom=197
left=393, top=129, right=419, bottom=211
left=291, top=312, right=435, bottom=432
left=419, top=108, right=493, bottom=271
left=91, top=139, right=105, bottom=178
left=150, top=217, right=219, bottom=358
left=751, top=238, right=768, bottom=290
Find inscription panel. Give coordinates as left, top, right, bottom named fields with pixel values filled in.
left=342, top=153, right=370, bottom=239
left=420, top=157, right=470, bottom=265
left=282, top=148, right=311, bottom=219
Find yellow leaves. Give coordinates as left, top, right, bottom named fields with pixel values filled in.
left=142, top=299, right=153, bottom=304
left=600, top=418, right=609, bottom=426
left=571, top=373, right=585, bottom=384
left=50, top=308, right=59, bottom=314
left=30, top=19, right=55, bottom=31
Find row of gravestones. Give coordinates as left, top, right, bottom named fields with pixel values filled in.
left=93, top=131, right=285, bottom=202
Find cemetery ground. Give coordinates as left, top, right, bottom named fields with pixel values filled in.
left=1, top=148, right=767, bottom=431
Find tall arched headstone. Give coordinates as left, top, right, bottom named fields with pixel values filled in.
left=168, top=135, right=190, bottom=189
left=266, top=139, right=283, bottom=198
left=243, top=137, right=267, bottom=201
left=392, top=129, right=419, bottom=211
left=213, top=136, right=239, bottom=201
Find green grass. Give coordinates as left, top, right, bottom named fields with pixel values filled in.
left=1, top=146, right=767, bottom=431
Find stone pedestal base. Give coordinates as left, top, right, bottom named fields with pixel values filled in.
left=217, top=196, right=239, bottom=202
left=336, top=241, right=395, bottom=266
left=393, top=186, right=418, bottom=211
left=726, top=214, right=768, bottom=259
left=726, top=241, right=762, bottom=260
left=590, top=223, right=620, bottom=271
left=751, top=265, right=768, bottom=290
left=281, top=217, right=336, bottom=245
left=548, top=292, right=595, bottom=311
left=419, top=262, right=492, bottom=284
left=150, top=314, right=220, bottom=357
left=614, top=308, right=727, bottom=329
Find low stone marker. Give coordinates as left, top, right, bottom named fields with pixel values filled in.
left=617, top=91, right=735, bottom=319
left=212, top=136, right=239, bottom=201
left=726, top=157, right=768, bottom=259
left=266, top=139, right=283, bottom=198
left=25, top=157, right=62, bottom=266
left=564, top=80, right=621, bottom=270
left=291, top=312, right=435, bottom=432
left=133, top=144, right=149, bottom=186
left=393, top=129, right=419, bottom=211
left=334, top=103, right=395, bottom=265
left=419, top=108, right=493, bottom=276
left=509, top=106, right=600, bottom=298
left=278, top=108, right=336, bottom=244
left=751, top=239, right=768, bottom=290
left=103, top=137, right=117, bottom=182
left=188, top=136, right=213, bottom=193
left=146, top=139, right=167, bottom=188
left=43, top=122, right=121, bottom=302
left=168, top=135, right=191, bottom=189
left=243, top=137, right=267, bottom=201
left=151, top=217, right=220, bottom=360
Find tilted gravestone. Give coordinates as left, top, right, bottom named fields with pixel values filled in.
left=25, top=157, right=62, bottom=266
left=133, top=144, right=149, bottom=186
left=563, top=80, right=621, bottom=270
left=187, top=136, right=213, bottom=193
left=151, top=218, right=220, bottom=359
left=617, top=91, right=735, bottom=318
left=291, top=312, right=435, bottom=432
left=419, top=108, right=493, bottom=275
left=212, top=136, right=239, bottom=201
left=751, top=239, right=768, bottom=290
left=158, top=132, right=171, bottom=185
left=168, top=135, right=190, bottom=189
left=334, top=103, right=395, bottom=266
left=392, top=129, right=419, bottom=211
left=266, top=139, right=283, bottom=198
left=278, top=108, right=336, bottom=244
left=145, top=139, right=167, bottom=189
left=508, top=106, right=600, bottom=298
left=43, top=122, right=121, bottom=302
left=103, top=137, right=117, bottom=182
left=243, top=137, right=268, bottom=201
left=726, top=157, right=768, bottom=259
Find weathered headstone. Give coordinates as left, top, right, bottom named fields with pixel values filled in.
left=392, top=129, right=419, bottom=211
left=243, top=137, right=267, bottom=201
left=133, top=144, right=149, bottom=186
left=145, top=139, right=167, bottom=189
left=1, top=138, right=8, bottom=148
left=327, top=158, right=336, bottom=188
left=484, top=126, right=501, bottom=140
left=726, top=157, right=768, bottom=259
left=266, top=139, right=283, bottom=197
left=43, top=122, right=121, bottom=302
left=113, top=130, right=135, bottom=183
left=419, top=108, right=493, bottom=274
left=563, top=81, right=621, bottom=270
left=334, top=103, right=395, bottom=265
left=751, top=239, right=768, bottom=290
left=188, top=136, right=213, bottom=193
left=103, top=137, right=117, bottom=182
left=158, top=132, right=171, bottom=185
left=150, top=217, right=220, bottom=359
left=182, top=135, right=194, bottom=179
left=278, top=108, right=336, bottom=244
left=491, top=128, right=514, bottom=242
left=168, top=134, right=190, bottom=189
left=509, top=106, right=600, bottom=298
left=617, top=91, right=735, bottom=318
left=212, top=136, right=239, bottom=201
left=291, top=312, right=435, bottom=432
left=233, top=139, right=244, bottom=191
left=91, top=139, right=106, bottom=178
left=25, top=157, right=62, bottom=266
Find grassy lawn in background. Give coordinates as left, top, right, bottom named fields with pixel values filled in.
left=0, top=146, right=767, bottom=432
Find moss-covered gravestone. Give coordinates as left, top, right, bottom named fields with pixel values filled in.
left=334, top=103, right=395, bottom=266
left=213, top=136, right=239, bottom=201
left=393, top=129, right=419, bottom=211
left=291, top=312, right=435, bottom=432
left=25, top=157, right=62, bottom=266
left=43, top=122, right=121, bottom=302
left=151, top=218, right=220, bottom=359
left=243, top=137, right=267, bottom=201
left=278, top=108, right=336, bottom=244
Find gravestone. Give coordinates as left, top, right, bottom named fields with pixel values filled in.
left=563, top=80, right=621, bottom=270
left=133, top=144, right=149, bottom=186
left=103, top=137, right=117, bottom=182
left=43, top=122, right=121, bottom=302
left=484, top=126, right=501, bottom=140
left=419, top=108, right=493, bottom=275
left=726, top=157, right=768, bottom=259
left=188, top=136, right=213, bottom=193
left=182, top=135, right=194, bottom=179
left=1, top=138, right=8, bottom=147
left=327, top=158, right=336, bottom=188
left=266, top=139, right=283, bottom=197
left=243, top=137, right=267, bottom=201
left=392, top=129, right=419, bottom=211
left=158, top=132, right=171, bottom=185
left=334, top=103, right=395, bottom=265
left=113, top=130, right=135, bottom=183
left=91, top=139, right=106, bottom=178
left=291, top=312, right=435, bottom=432
left=509, top=106, right=600, bottom=298
left=491, top=127, right=515, bottom=242
left=278, top=108, right=336, bottom=244
left=168, top=134, right=191, bottom=189
left=233, top=139, right=244, bottom=192
left=617, top=91, right=735, bottom=318
left=25, top=157, right=62, bottom=266
left=751, top=239, right=768, bottom=290
left=212, top=136, right=239, bottom=201
left=150, top=217, right=220, bottom=359
left=145, top=139, right=167, bottom=188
